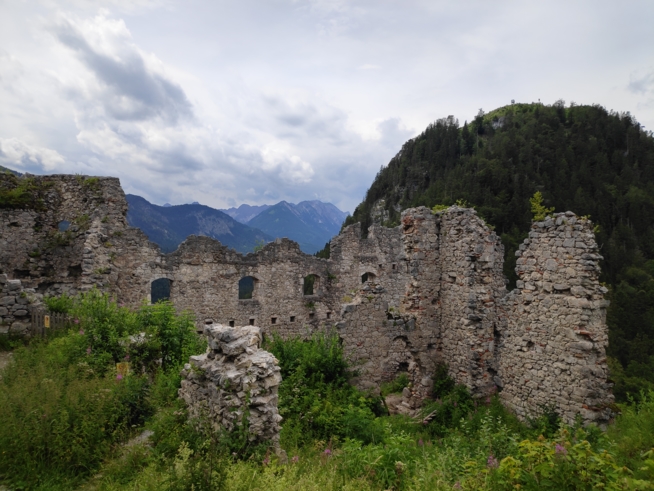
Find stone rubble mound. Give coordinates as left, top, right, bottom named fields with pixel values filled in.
left=179, top=325, right=283, bottom=447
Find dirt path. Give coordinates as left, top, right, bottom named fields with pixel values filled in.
left=0, top=351, right=13, bottom=371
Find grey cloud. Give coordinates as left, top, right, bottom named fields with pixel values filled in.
left=52, top=17, right=193, bottom=124
left=263, top=96, right=350, bottom=144
left=628, top=70, right=654, bottom=95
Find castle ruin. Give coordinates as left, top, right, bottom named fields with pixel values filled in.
left=0, top=174, right=614, bottom=425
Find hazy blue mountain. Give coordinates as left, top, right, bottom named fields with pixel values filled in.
left=221, top=204, right=271, bottom=224
left=246, top=200, right=349, bottom=254
left=126, top=194, right=273, bottom=253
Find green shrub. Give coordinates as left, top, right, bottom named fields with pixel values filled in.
left=266, top=334, right=384, bottom=446
left=44, top=292, right=74, bottom=313
left=381, top=372, right=410, bottom=396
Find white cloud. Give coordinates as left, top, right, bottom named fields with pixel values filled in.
left=0, top=138, right=65, bottom=172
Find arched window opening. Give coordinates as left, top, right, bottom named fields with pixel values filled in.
left=151, top=278, right=171, bottom=303
left=239, top=276, right=257, bottom=299
left=303, top=274, right=319, bottom=296
left=361, top=272, right=377, bottom=284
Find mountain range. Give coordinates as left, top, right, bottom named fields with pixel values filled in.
left=126, top=195, right=273, bottom=254
left=125, top=195, right=348, bottom=255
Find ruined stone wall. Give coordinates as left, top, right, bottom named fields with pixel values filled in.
left=179, top=325, right=283, bottom=448
left=0, top=275, right=42, bottom=335
left=437, top=208, right=506, bottom=396
left=0, top=174, right=614, bottom=425
left=498, top=212, right=614, bottom=424
left=0, top=174, right=133, bottom=297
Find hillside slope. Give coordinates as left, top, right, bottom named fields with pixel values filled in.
left=246, top=200, right=348, bottom=254
left=126, top=194, right=273, bottom=253
left=344, top=102, right=654, bottom=399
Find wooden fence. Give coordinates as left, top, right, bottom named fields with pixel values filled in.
left=30, top=311, right=70, bottom=337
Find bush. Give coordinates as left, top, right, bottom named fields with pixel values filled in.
left=266, top=334, right=384, bottom=446
left=381, top=372, right=410, bottom=396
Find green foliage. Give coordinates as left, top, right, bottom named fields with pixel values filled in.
left=44, top=292, right=74, bottom=313
left=380, top=372, right=410, bottom=396
left=0, top=291, right=206, bottom=488
left=266, top=334, right=385, bottom=447
left=431, top=204, right=450, bottom=213
left=0, top=174, right=52, bottom=210
left=253, top=239, right=266, bottom=252
left=314, top=241, right=331, bottom=259
left=529, top=191, right=555, bottom=221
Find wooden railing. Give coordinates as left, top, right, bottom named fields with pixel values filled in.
left=30, top=311, right=70, bottom=337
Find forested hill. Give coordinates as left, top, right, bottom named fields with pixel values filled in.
left=344, top=101, right=654, bottom=400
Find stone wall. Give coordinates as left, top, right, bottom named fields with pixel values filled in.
left=0, top=275, right=42, bottom=335
left=498, top=212, right=614, bottom=424
left=179, top=325, right=283, bottom=448
left=0, top=174, right=614, bottom=425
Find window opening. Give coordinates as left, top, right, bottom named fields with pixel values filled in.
left=239, top=276, right=257, bottom=299
left=361, top=272, right=376, bottom=283
left=249, top=318, right=255, bottom=326
left=326, top=312, right=331, bottom=319
left=151, top=278, right=171, bottom=303
left=303, top=274, right=319, bottom=295
left=229, top=320, right=235, bottom=327
left=271, top=317, right=277, bottom=324
left=309, top=312, right=315, bottom=320
left=392, top=264, right=397, bottom=270
left=290, top=316, right=296, bottom=322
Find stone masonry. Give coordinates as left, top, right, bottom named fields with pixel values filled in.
left=179, top=325, right=283, bottom=447
left=0, top=174, right=614, bottom=425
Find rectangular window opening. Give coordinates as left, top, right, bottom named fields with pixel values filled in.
left=229, top=320, right=235, bottom=327
left=249, top=318, right=255, bottom=326
left=392, top=263, right=397, bottom=270
left=290, top=315, right=296, bottom=322
left=309, top=312, right=315, bottom=320
left=326, top=312, right=331, bottom=319
left=271, top=317, right=277, bottom=324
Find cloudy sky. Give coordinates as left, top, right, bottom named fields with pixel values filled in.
left=1, top=0, right=653, bottom=213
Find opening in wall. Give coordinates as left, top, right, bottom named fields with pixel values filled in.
left=229, top=320, right=235, bottom=327
left=151, top=278, right=171, bottom=303
left=303, top=274, right=319, bottom=295
left=271, top=317, right=277, bottom=324
left=309, top=312, right=315, bottom=320
left=361, top=272, right=376, bottom=283
left=326, top=312, right=331, bottom=319
left=290, top=315, right=296, bottom=322
left=249, top=318, right=255, bottom=326
left=392, top=264, right=397, bottom=270
left=239, top=276, right=257, bottom=299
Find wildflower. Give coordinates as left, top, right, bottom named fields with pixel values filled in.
left=124, top=354, right=130, bottom=361
left=74, top=318, right=80, bottom=324
left=79, top=329, right=84, bottom=335
left=487, top=454, right=499, bottom=468
left=291, top=455, right=299, bottom=463
left=555, top=444, right=568, bottom=455
left=418, top=439, right=424, bottom=447
left=485, top=396, right=491, bottom=404
left=454, top=482, right=462, bottom=489
left=116, top=373, right=123, bottom=381
left=324, top=448, right=332, bottom=456
left=86, top=346, right=92, bottom=355
left=453, top=401, right=457, bottom=407
left=263, top=457, right=270, bottom=465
